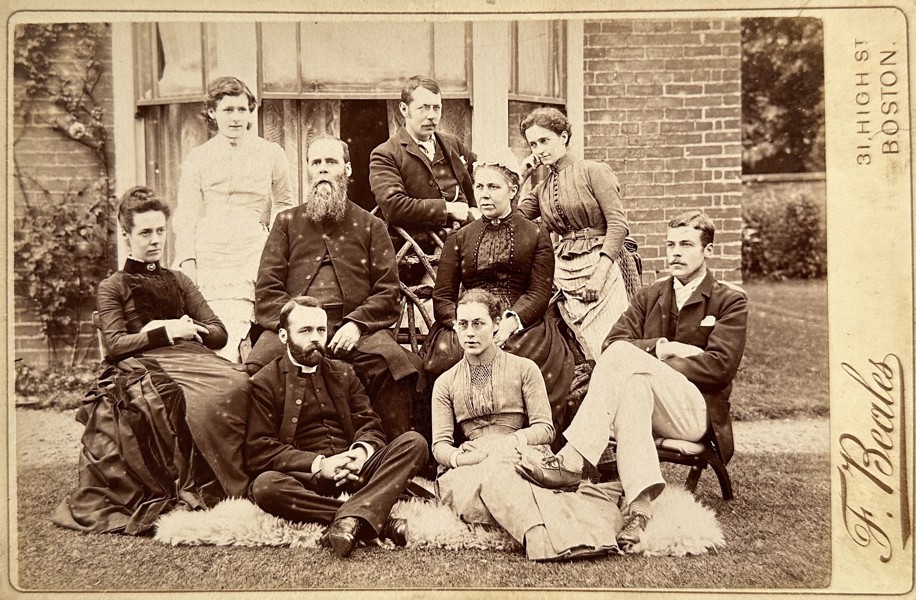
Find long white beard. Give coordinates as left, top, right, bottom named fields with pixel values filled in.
left=302, top=173, right=348, bottom=223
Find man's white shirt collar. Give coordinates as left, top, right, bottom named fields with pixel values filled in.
left=410, top=134, right=435, bottom=161
left=673, top=274, right=704, bottom=311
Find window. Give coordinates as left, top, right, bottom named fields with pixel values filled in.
left=510, top=20, right=566, bottom=103
left=258, top=21, right=469, bottom=98
left=508, top=21, right=567, bottom=189
left=134, top=22, right=258, bottom=104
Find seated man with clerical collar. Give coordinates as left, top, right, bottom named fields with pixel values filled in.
left=246, top=296, right=428, bottom=558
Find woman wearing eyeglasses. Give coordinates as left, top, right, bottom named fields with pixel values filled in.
left=431, top=288, right=621, bottom=561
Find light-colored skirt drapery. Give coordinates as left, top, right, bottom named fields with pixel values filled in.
left=194, top=207, right=267, bottom=362
left=553, top=238, right=630, bottom=361
left=435, top=450, right=623, bottom=560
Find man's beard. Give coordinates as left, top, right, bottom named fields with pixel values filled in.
left=288, top=339, right=326, bottom=367
left=302, top=172, right=348, bottom=223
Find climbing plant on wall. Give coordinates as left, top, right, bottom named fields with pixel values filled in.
left=13, top=23, right=116, bottom=365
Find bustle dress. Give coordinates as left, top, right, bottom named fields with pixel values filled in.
left=51, top=259, right=250, bottom=535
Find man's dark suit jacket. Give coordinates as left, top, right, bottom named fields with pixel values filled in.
left=255, top=200, right=400, bottom=335
left=602, top=271, right=748, bottom=463
left=246, top=354, right=386, bottom=475
left=369, top=127, right=476, bottom=230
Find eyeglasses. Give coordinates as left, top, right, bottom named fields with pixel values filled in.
left=455, top=319, right=489, bottom=331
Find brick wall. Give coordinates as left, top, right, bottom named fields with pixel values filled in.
left=13, top=24, right=114, bottom=368
left=583, top=19, right=743, bottom=283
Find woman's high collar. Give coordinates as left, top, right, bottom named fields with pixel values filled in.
left=123, top=257, right=162, bottom=274
left=551, top=152, right=575, bottom=173
left=482, top=209, right=515, bottom=227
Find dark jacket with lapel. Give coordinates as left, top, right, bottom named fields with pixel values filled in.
left=245, top=354, right=387, bottom=475
left=255, top=201, right=400, bottom=333
left=602, top=271, right=748, bottom=463
left=369, top=127, right=476, bottom=230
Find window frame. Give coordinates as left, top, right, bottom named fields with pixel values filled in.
left=508, top=19, right=567, bottom=106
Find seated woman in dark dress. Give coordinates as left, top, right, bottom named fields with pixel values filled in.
left=52, top=186, right=250, bottom=536
left=423, top=149, right=575, bottom=429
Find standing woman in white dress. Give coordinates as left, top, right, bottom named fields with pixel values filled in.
left=172, top=77, right=295, bottom=361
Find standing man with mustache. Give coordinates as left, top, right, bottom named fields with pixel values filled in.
left=246, top=135, right=421, bottom=440
left=516, top=211, right=748, bottom=552
left=369, top=76, right=478, bottom=255
left=246, top=296, right=428, bottom=558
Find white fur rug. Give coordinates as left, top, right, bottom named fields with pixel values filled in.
left=155, top=482, right=723, bottom=557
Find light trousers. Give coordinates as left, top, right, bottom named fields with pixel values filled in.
left=563, top=341, right=707, bottom=502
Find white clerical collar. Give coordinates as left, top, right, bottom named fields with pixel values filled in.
left=672, top=271, right=705, bottom=311
left=287, top=348, right=317, bottom=374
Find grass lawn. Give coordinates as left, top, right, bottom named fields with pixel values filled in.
left=12, top=279, right=831, bottom=592
left=730, top=279, right=828, bottom=420
left=15, top=451, right=829, bottom=591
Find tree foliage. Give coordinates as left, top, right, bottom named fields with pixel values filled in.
left=741, top=18, right=825, bottom=174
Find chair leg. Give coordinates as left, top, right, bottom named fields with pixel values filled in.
left=707, top=456, right=734, bottom=500
left=684, top=464, right=704, bottom=492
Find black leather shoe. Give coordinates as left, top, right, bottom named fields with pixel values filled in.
left=380, top=517, right=409, bottom=547
left=321, top=517, right=362, bottom=558
left=617, top=511, right=650, bottom=552
left=515, top=451, right=582, bottom=490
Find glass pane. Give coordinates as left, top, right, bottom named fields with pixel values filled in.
left=516, top=20, right=550, bottom=97
left=261, top=22, right=298, bottom=93
left=205, top=22, right=258, bottom=94
left=134, top=23, right=156, bottom=100
left=552, top=22, right=566, bottom=98
left=299, top=22, right=432, bottom=93
left=157, top=23, right=204, bottom=97
left=433, top=22, right=468, bottom=92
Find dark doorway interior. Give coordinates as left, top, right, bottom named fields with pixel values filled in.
left=340, top=100, right=390, bottom=212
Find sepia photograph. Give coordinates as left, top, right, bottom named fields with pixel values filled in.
left=4, top=2, right=913, bottom=597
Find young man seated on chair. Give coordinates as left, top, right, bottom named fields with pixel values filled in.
left=516, top=210, right=748, bottom=551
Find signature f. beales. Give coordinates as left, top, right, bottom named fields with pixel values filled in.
left=837, top=354, right=909, bottom=563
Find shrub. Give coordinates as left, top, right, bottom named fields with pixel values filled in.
left=742, top=186, right=826, bottom=280
left=14, top=359, right=101, bottom=411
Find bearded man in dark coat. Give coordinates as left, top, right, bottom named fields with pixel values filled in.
left=246, top=134, right=420, bottom=439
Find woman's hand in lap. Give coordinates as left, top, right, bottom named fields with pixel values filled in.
left=493, top=318, right=519, bottom=348
left=164, top=316, right=208, bottom=343
left=455, top=448, right=488, bottom=467
left=465, top=435, right=520, bottom=464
